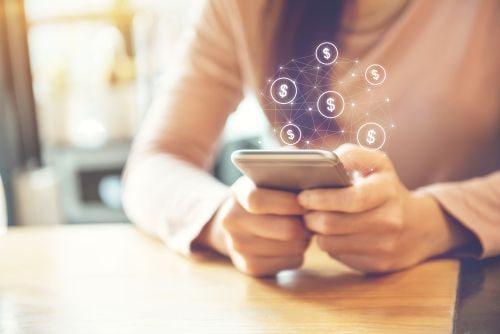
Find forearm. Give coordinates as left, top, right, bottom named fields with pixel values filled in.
left=122, top=151, right=229, bottom=256
left=416, top=171, right=500, bottom=258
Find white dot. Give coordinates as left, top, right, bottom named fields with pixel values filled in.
left=351, top=73, right=355, bottom=77
left=351, top=103, right=355, bottom=107
left=367, top=88, right=371, bottom=92
left=306, top=141, right=310, bottom=144
left=308, top=108, right=312, bottom=111
left=355, top=60, right=359, bottom=63
left=386, top=98, right=390, bottom=102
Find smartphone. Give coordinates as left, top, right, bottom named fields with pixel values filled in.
left=231, top=149, right=352, bottom=192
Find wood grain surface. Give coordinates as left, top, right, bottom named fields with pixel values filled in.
left=0, top=224, right=459, bottom=334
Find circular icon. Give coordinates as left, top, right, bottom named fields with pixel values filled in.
left=365, top=64, right=386, bottom=86
left=315, top=42, right=339, bottom=65
left=270, top=77, right=297, bottom=104
left=357, top=122, right=386, bottom=151
left=280, top=124, right=301, bottom=146
left=317, top=91, right=345, bottom=119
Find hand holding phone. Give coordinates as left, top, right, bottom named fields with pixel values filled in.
left=196, top=176, right=312, bottom=277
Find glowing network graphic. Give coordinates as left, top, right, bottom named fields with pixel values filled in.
left=263, top=42, right=393, bottom=152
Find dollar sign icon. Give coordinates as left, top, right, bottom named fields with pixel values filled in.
left=317, top=91, right=344, bottom=119
left=281, top=124, right=301, bottom=145
left=279, top=84, right=288, bottom=98
left=326, top=98, right=335, bottom=112
left=366, top=129, right=376, bottom=145
left=323, top=47, right=331, bottom=60
left=365, top=64, right=386, bottom=85
left=358, top=122, right=385, bottom=151
left=316, top=42, right=337, bottom=65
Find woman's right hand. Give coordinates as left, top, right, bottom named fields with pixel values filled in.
left=197, top=177, right=311, bottom=277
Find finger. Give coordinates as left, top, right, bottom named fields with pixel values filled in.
left=316, top=234, right=397, bottom=256
left=335, top=143, right=393, bottom=175
left=304, top=205, right=402, bottom=235
left=225, top=211, right=311, bottom=241
left=298, top=173, right=394, bottom=212
left=227, top=233, right=310, bottom=257
left=329, top=253, right=394, bottom=274
left=233, top=177, right=304, bottom=215
left=231, top=253, right=305, bottom=277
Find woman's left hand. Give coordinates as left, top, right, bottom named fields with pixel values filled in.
left=298, top=144, right=471, bottom=273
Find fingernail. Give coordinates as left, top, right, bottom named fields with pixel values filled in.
left=298, top=192, right=309, bottom=206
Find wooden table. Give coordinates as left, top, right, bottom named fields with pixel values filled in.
left=0, top=224, right=460, bottom=333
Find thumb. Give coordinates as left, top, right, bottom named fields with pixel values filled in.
left=335, top=144, right=392, bottom=175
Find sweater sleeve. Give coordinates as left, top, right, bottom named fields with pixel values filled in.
left=122, top=0, right=243, bottom=257
left=417, top=171, right=500, bottom=258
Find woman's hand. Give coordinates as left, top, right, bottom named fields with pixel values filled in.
left=197, top=177, right=311, bottom=277
left=298, top=144, right=471, bottom=274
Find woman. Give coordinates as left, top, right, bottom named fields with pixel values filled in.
left=123, top=0, right=499, bottom=276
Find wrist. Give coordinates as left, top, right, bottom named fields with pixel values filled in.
left=193, top=203, right=230, bottom=257
left=412, top=193, right=471, bottom=257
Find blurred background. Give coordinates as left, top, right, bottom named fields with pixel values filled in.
left=0, top=0, right=268, bottom=228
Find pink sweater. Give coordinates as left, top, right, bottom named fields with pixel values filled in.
left=123, top=0, right=499, bottom=258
